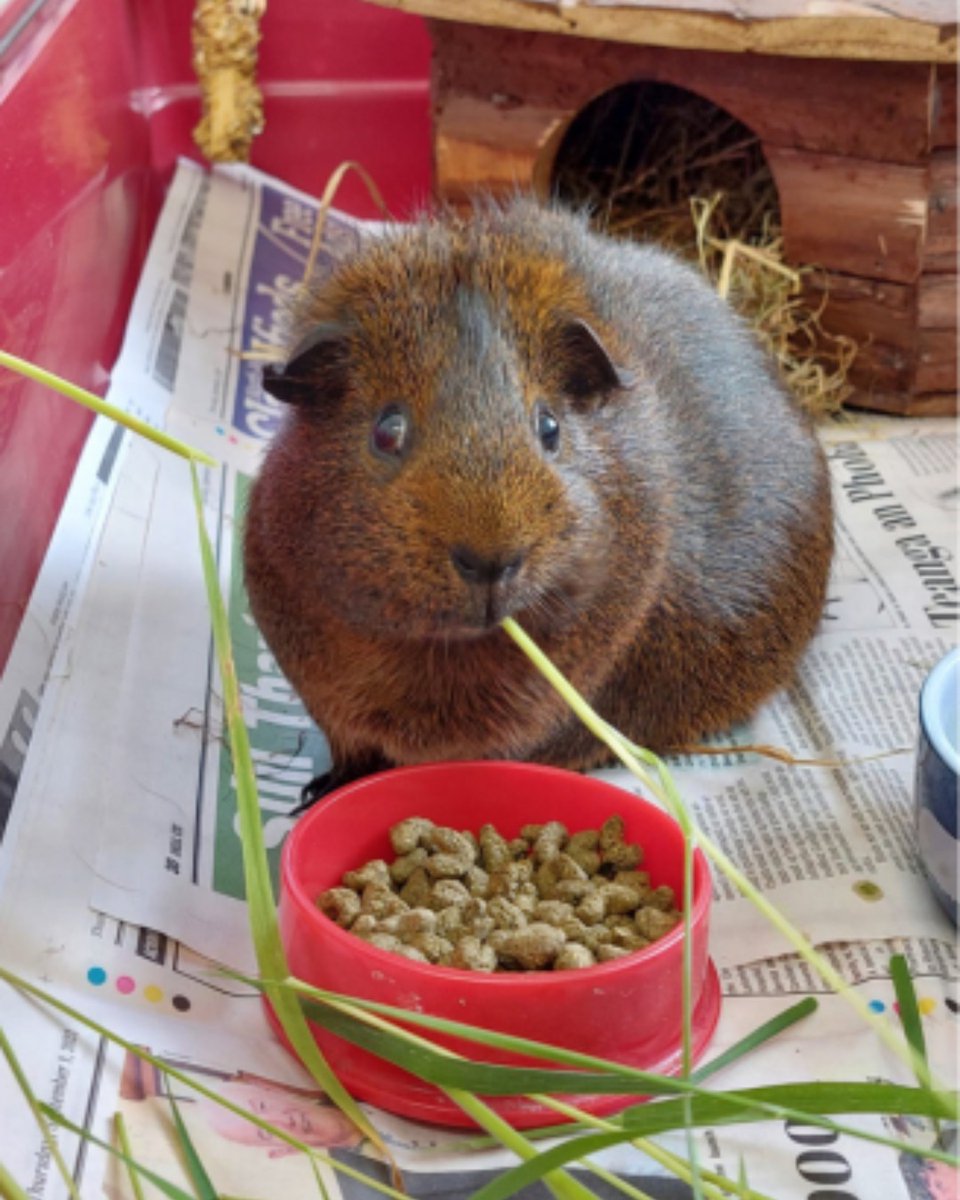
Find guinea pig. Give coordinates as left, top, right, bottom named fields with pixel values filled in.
left=243, top=200, right=833, bottom=799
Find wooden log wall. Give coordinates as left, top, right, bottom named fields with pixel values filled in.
left=430, top=20, right=958, bottom=414
left=912, top=65, right=957, bottom=412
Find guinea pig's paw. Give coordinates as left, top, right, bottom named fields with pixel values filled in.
left=290, top=757, right=393, bottom=815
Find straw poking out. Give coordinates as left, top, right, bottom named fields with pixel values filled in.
left=552, top=83, right=858, bottom=418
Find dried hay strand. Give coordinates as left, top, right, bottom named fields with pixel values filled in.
left=690, top=195, right=858, bottom=418
left=553, top=83, right=857, bottom=418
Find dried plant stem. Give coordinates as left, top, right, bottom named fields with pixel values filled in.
left=239, top=158, right=390, bottom=366
left=706, top=236, right=801, bottom=287
left=302, top=160, right=390, bottom=285
left=673, top=741, right=912, bottom=768
left=235, top=348, right=285, bottom=362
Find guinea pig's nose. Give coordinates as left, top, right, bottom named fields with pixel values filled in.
left=450, top=545, right=524, bottom=586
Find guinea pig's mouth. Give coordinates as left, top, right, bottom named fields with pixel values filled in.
left=417, top=579, right=588, bottom=641
left=422, top=603, right=523, bottom=641
left=424, top=623, right=501, bottom=643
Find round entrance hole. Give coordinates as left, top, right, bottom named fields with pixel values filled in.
left=548, top=81, right=854, bottom=415
left=551, top=81, right=780, bottom=251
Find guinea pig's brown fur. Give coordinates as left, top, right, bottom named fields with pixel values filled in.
left=243, top=201, right=833, bottom=790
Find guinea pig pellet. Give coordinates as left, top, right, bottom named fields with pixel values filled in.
left=315, top=816, right=681, bottom=971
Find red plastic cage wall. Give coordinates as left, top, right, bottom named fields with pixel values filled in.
left=0, top=0, right=432, bottom=670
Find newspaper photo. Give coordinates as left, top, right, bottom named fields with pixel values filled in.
left=0, top=158, right=955, bottom=1200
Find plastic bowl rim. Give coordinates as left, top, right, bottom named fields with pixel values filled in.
left=919, top=647, right=960, bottom=781
left=280, top=760, right=713, bottom=988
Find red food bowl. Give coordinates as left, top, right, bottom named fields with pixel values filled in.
left=269, top=761, right=721, bottom=1128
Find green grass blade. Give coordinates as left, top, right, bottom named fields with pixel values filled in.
left=680, top=829, right=702, bottom=1200
left=295, top=991, right=956, bottom=1152
left=447, top=1089, right=602, bottom=1200
left=114, top=1113, right=146, bottom=1200
left=460, top=993, right=816, bottom=1132
left=298, top=997, right=656, bottom=1096
left=500, top=618, right=951, bottom=1105
left=691, top=998, right=818, bottom=1083
left=167, top=1095, right=218, bottom=1200
left=309, top=1156, right=334, bottom=1200
left=300, top=988, right=755, bottom=1200
left=187, top=463, right=387, bottom=1156
left=524, top=1096, right=775, bottom=1200
left=467, top=1079, right=960, bottom=1200
left=0, top=968, right=408, bottom=1200
left=188, top=463, right=282, bottom=976
left=267, top=974, right=690, bottom=1095
left=468, top=1131, right=635, bottom=1200
left=460, top=1080, right=958, bottom=1200
left=0, top=1028, right=82, bottom=1200
left=673, top=819, right=948, bottom=1102
left=0, top=1161, right=32, bottom=1200
left=0, top=350, right=218, bottom=466
left=890, top=953, right=930, bottom=1089
left=299, top=984, right=607, bottom=1200
left=618, top=1082, right=957, bottom=1138
left=0, top=358, right=374, bottom=1147
left=472, top=1136, right=765, bottom=1200
left=39, top=1105, right=200, bottom=1200
left=566, top=1161, right=657, bottom=1200
left=288, top=975, right=955, bottom=1137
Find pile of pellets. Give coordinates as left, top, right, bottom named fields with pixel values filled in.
left=316, top=816, right=681, bottom=972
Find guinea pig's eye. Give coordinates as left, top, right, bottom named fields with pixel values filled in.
left=370, top=404, right=411, bottom=461
left=535, top=405, right=560, bottom=454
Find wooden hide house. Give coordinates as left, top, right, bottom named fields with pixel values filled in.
left=370, top=0, right=957, bottom=415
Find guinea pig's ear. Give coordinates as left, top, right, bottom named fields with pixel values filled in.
left=261, top=324, right=349, bottom=406
left=557, top=319, right=634, bottom=405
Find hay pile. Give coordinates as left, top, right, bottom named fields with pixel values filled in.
left=553, top=84, right=856, bottom=417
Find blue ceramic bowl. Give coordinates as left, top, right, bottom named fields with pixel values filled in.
left=915, top=647, right=959, bottom=924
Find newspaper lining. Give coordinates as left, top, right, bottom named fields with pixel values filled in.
left=0, top=159, right=955, bottom=1200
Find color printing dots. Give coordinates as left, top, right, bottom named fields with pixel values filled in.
left=85, top=967, right=191, bottom=1013
left=852, top=879, right=884, bottom=902
left=946, top=996, right=959, bottom=1015
left=868, top=996, right=939, bottom=1016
